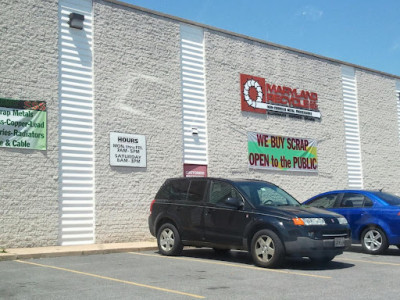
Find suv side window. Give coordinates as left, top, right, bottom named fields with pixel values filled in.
left=187, top=180, right=208, bottom=202
left=209, top=181, right=241, bottom=205
left=156, top=179, right=189, bottom=201
left=307, top=194, right=338, bottom=208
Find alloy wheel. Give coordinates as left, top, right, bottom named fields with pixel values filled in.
left=160, top=228, right=175, bottom=252
left=363, top=229, right=383, bottom=251
left=254, top=235, right=275, bottom=262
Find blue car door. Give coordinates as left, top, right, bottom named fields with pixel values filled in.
left=334, top=193, right=374, bottom=241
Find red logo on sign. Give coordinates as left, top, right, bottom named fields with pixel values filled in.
left=240, top=74, right=320, bottom=118
left=240, top=74, right=266, bottom=114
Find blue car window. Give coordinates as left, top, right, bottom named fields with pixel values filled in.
left=364, top=197, right=373, bottom=207
left=340, top=193, right=366, bottom=208
left=307, top=194, right=337, bottom=208
left=370, top=192, right=400, bottom=206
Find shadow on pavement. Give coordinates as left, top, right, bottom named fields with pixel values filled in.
left=283, top=257, right=354, bottom=271
left=172, top=248, right=355, bottom=271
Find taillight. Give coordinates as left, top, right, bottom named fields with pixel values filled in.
left=150, top=199, right=156, bottom=213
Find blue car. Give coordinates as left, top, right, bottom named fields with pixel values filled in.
left=304, top=190, right=400, bottom=254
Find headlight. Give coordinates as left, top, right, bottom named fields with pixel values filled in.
left=337, top=217, right=348, bottom=225
left=292, top=217, right=326, bottom=226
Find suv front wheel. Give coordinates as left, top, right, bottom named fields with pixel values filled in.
left=251, top=229, right=284, bottom=268
left=157, top=223, right=183, bottom=256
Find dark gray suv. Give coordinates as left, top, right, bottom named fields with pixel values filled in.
left=148, top=178, right=351, bottom=268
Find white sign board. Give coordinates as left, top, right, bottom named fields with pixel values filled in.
left=110, top=132, right=146, bottom=167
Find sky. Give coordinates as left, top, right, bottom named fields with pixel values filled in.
left=122, top=0, right=400, bottom=77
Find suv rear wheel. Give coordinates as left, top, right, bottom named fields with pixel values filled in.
left=157, top=223, right=183, bottom=256
left=251, top=229, right=284, bottom=268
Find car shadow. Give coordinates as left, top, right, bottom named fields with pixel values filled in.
left=346, top=245, right=400, bottom=256
left=173, top=248, right=354, bottom=271
left=181, top=248, right=253, bottom=265
left=283, top=257, right=354, bottom=271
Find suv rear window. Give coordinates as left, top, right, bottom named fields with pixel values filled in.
left=187, top=180, right=208, bottom=202
left=156, top=179, right=190, bottom=201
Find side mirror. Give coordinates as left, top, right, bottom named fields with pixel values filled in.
left=225, top=197, right=244, bottom=209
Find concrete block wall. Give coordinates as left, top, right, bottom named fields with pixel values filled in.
left=204, top=31, right=349, bottom=202
left=93, top=1, right=184, bottom=242
left=0, top=0, right=59, bottom=247
left=1, top=0, right=400, bottom=247
left=357, top=71, right=400, bottom=193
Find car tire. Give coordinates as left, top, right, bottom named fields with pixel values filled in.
left=251, top=229, right=284, bottom=268
left=157, top=223, right=183, bottom=256
left=361, top=226, right=388, bottom=254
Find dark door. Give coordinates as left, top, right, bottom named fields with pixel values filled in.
left=165, top=179, right=207, bottom=241
left=203, top=180, right=250, bottom=247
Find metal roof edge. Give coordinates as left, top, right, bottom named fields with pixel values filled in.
left=102, top=0, right=400, bottom=80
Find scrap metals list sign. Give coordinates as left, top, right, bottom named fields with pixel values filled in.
left=0, top=98, right=47, bottom=150
left=110, top=132, right=147, bottom=167
left=248, top=131, right=318, bottom=172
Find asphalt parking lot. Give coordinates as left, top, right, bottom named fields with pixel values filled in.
left=1, top=246, right=399, bottom=299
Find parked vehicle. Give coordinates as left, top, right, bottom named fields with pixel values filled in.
left=304, top=190, right=400, bottom=254
left=148, top=178, right=351, bottom=268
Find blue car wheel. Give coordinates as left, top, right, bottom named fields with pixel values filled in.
left=361, top=227, right=388, bottom=254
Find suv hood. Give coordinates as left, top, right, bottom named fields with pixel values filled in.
left=254, top=205, right=342, bottom=219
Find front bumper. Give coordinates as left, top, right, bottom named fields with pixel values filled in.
left=285, top=236, right=351, bottom=258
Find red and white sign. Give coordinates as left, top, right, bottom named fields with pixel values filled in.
left=240, top=74, right=321, bottom=119
left=183, top=164, right=208, bottom=177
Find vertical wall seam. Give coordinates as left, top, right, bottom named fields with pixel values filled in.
left=180, top=24, right=208, bottom=165
left=58, top=0, right=95, bottom=246
left=342, top=65, right=363, bottom=189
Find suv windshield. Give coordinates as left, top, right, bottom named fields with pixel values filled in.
left=371, top=191, right=400, bottom=206
left=235, top=181, right=300, bottom=207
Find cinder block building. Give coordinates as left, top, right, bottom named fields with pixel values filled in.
left=1, top=0, right=399, bottom=248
